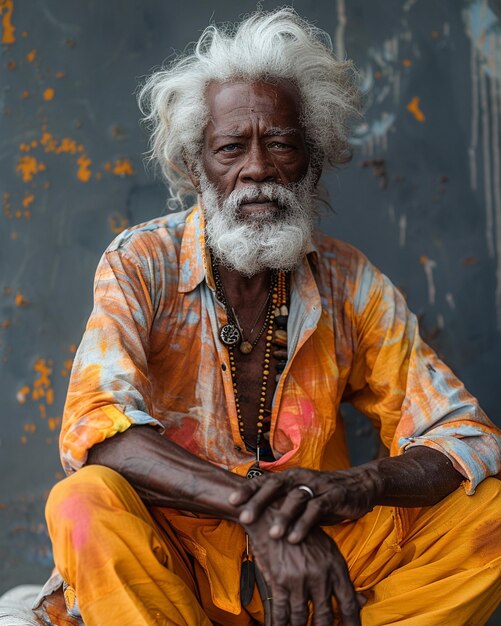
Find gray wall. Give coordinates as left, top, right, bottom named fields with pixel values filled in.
left=1, top=0, right=500, bottom=619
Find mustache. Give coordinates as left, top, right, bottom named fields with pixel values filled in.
left=223, top=184, right=298, bottom=210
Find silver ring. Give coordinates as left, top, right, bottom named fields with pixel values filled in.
left=297, top=484, right=315, bottom=499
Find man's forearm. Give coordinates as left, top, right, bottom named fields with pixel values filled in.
left=372, top=445, right=464, bottom=507
left=86, top=426, right=245, bottom=521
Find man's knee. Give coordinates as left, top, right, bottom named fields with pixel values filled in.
left=45, top=464, right=136, bottom=538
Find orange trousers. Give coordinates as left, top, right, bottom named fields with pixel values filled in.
left=46, top=465, right=501, bottom=626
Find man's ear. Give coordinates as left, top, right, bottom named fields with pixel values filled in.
left=182, top=153, right=201, bottom=194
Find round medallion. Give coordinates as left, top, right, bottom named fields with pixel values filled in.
left=246, top=467, right=264, bottom=480
left=219, top=323, right=241, bottom=346
left=239, top=341, right=253, bottom=355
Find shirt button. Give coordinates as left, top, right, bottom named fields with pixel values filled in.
left=221, top=363, right=227, bottom=371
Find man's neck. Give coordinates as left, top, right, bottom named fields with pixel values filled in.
left=217, top=264, right=273, bottom=311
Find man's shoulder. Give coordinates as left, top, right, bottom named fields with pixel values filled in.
left=312, top=230, right=371, bottom=272
left=106, top=209, right=192, bottom=257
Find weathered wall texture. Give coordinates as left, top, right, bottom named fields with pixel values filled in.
left=0, top=0, right=500, bottom=615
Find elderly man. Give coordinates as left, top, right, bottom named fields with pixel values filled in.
left=44, top=8, right=500, bottom=626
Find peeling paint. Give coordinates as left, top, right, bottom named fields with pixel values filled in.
left=42, top=87, right=55, bottom=101
left=109, top=213, right=128, bottom=234
left=420, top=256, right=437, bottom=305
left=77, top=155, right=92, bottom=182
left=16, top=155, right=46, bottom=182
left=15, top=291, right=29, bottom=307
left=406, top=96, right=425, bottom=122
left=26, top=49, right=37, bottom=63
left=0, top=0, right=15, bottom=44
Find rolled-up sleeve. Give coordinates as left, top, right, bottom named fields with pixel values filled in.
left=344, top=256, right=501, bottom=494
left=60, top=241, right=165, bottom=474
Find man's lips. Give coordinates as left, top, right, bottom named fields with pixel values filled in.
left=239, top=199, right=279, bottom=214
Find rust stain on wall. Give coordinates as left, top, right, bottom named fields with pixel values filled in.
left=0, top=0, right=15, bottom=44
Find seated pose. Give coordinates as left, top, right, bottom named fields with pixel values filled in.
left=44, top=9, right=501, bottom=626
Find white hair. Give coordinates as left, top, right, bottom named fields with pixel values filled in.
left=138, top=8, right=360, bottom=209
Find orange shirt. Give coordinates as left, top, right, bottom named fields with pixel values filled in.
left=60, top=206, right=501, bottom=494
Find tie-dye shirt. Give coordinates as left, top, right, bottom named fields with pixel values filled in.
left=60, top=206, right=501, bottom=499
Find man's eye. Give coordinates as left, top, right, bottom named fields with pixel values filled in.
left=269, top=141, right=293, bottom=150
left=220, top=144, right=241, bottom=152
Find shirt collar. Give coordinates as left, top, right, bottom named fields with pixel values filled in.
left=177, top=204, right=320, bottom=293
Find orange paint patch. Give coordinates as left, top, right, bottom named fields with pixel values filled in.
left=407, top=97, right=425, bottom=122
left=15, top=291, right=28, bottom=307
left=23, top=423, right=36, bottom=433
left=24, top=209, right=31, bottom=219
left=1, top=320, right=11, bottom=329
left=0, top=0, right=15, bottom=44
left=39, top=404, right=46, bottom=419
left=10, top=231, right=17, bottom=240
left=46, top=387, right=54, bottom=405
left=21, top=435, right=27, bottom=445
left=16, top=155, right=46, bottom=182
left=431, top=30, right=439, bottom=39
left=21, top=90, right=30, bottom=100
left=32, top=358, right=53, bottom=402
left=48, top=416, right=61, bottom=432
left=109, top=212, right=128, bottom=234
left=77, top=155, right=92, bottom=182
left=16, top=385, right=30, bottom=404
left=69, top=344, right=77, bottom=353
left=402, top=58, right=412, bottom=68
left=112, top=159, right=134, bottom=177
left=22, top=193, right=34, bottom=208
left=26, top=48, right=36, bottom=63
left=55, top=71, right=65, bottom=79
left=43, top=87, right=55, bottom=101
left=61, top=358, right=74, bottom=377
left=6, top=59, right=16, bottom=70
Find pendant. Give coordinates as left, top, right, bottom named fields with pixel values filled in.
left=240, top=558, right=256, bottom=607
left=219, top=323, right=241, bottom=346
left=239, top=341, right=253, bottom=355
left=246, top=464, right=263, bottom=479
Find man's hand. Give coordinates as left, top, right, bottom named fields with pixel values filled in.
left=230, top=466, right=384, bottom=543
left=245, top=509, right=363, bottom=626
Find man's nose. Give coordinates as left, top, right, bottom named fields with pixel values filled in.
left=239, top=144, right=276, bottom=183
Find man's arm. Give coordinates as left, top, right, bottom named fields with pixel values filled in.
left=228, top=446, right=463, bottom=542
left=86, top=425, right=245, bottom=519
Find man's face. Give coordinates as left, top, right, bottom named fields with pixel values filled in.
left=200, top=80, right=310, bottom=221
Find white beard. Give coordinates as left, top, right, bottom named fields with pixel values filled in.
left=201, top=169, right=317, bottom=277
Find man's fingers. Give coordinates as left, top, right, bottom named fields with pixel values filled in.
left=310, top=578, right=334, bottom=626
left=228, top=478, right=261, bottom=506
left=287, top=498, right=324, bottom=543
left=268, top=487, right=312, bottom=538
left=238, top=475, right=285, bottom=524
left=331, top=557, right=361, bottom=626
left=271, top=587, right=290, bottom=626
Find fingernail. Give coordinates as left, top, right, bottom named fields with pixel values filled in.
left=228, top=492, right=240, bottom=504
left=269, top=524, right=281, bottom=538
left=239, top=510, right=253, bottom=524
left=288, top=531, right=300, bottom=543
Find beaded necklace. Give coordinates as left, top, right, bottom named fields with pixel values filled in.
left=212, top=261, right=289, bottom=474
